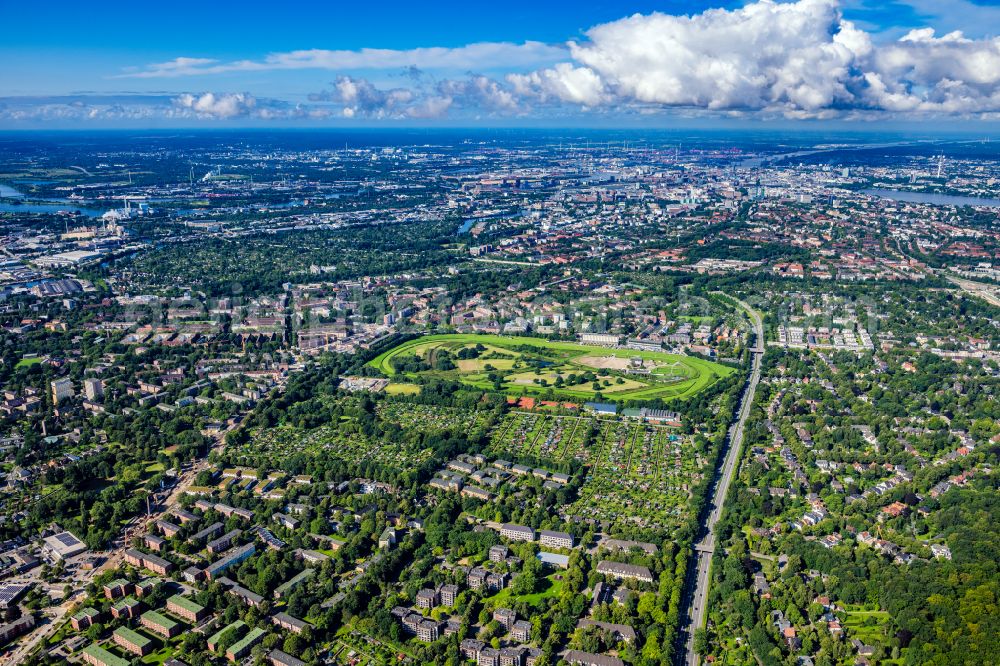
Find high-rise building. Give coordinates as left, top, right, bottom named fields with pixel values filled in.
left=84, top=378, right=104, bottom=402
left=51, top=378, right=74, bottom=404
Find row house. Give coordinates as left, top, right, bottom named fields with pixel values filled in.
left=595, top=561, right=654, bottom=584
left=538, top=529, right=574, bottom=549
left=140, top=610, right=180, bottom=638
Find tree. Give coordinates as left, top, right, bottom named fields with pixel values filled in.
left=694, top=628, right=710, bottom=656
left=283, top=633, right=304, bottom=656
left=511, top=569, right=537, bottom=596
left=641, top=628, right=662, bottom=661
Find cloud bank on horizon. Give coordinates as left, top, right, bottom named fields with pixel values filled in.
left=3, top=0, right=1000, bottom=124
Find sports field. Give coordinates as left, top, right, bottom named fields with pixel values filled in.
left=368, top=334, right=733, bottom=402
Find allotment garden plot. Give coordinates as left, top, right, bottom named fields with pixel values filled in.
left=566, top=420, right=707, bottom=530
left=488, top=412, right=707, bottom=530
left=225, top=424, right=434, bottom=473
left=489, top=412, right=594, bottom=463
left=369, top=334, right=732, bottom=402
left=376, top=402, right=490, bottom=436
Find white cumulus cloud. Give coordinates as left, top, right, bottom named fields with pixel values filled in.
left=436, top=76, right=520, bottom=112
left=509, top=0, right=1000, bottom=118
left=518, top=0, right=872, bottom=115
left=172, top=92, right=257, bottom=119
left=507, top=63, right=608, bottom=107
left=309, top=77, right=420, bottom=118
left=12, top=0, right=1000, bottom=123
left=868, top=28, right=1000, bottom=113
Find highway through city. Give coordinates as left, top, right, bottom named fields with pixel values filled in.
left=676, top=297, right=764, bottom=666
left=944, top=274, right=1000, bottom=308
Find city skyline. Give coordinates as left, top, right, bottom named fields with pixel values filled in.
left=2, top=0, right=999, bottom=128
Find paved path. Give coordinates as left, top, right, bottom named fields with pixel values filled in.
left=677, top=297, right=763, bottom=666
left=1, top=603, right=67, bottom=665
left=10, top=417, right=241, bottom=663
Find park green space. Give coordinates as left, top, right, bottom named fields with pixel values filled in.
left=842, top=605, right=891, bottom=645
left=484, top=573, right=564, bottom=607
left=369, top=334, right=733, bottom=402
left=383, top=382, right=421, bottom=396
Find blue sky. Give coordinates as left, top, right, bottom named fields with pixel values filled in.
left=3, top=1, right=716, bottom=96
left=1, top=0, right=999, bottom=127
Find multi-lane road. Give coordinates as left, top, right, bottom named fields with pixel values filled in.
left=945, top=274, right=1000, bottom=308
left=677, top=297, right=764, bottom=666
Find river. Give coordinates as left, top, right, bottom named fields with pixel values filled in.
left=457, top=210, right=525, bottom=235
left=738, top=140, right=932, bottom=168
left=862, top=188, right=1000, bottom=208
left=0, top=183, right=104, bottom=217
